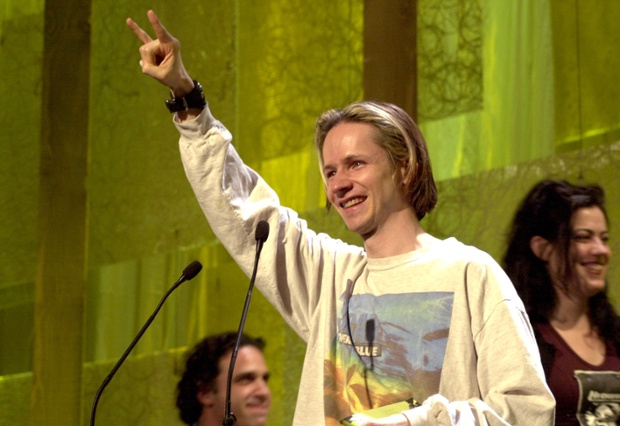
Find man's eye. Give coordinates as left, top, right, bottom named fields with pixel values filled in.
left=236, top=374, right=255, bottom=384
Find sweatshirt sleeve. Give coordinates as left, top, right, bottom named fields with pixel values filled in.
left=400, top=257, right=555, bottom=425
left=466, top=259, right=555, bottom=425
left=173, top=106, right=362, bottom=341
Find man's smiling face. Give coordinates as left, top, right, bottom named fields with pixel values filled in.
left=322, top=121, right=409, bottom=240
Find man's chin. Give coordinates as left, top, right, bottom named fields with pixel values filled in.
left=241, top=407, right=270, bottom=425
left=343, top=221, right=370, bottom=236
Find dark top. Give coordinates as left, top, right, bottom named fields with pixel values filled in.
left=536, top=322, right=620, bottom=425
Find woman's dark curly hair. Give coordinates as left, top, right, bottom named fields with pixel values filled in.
left=503, top=179, right=620, bottom=352
left=176, top=332, right=265, bottom=424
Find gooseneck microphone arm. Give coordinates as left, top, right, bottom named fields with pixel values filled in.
left=89, top=260, right=203, bottom=426
left=223, top=220, right=270, bottom=426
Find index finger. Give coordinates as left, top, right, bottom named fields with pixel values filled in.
left=126, top=17, right=153, bottom=44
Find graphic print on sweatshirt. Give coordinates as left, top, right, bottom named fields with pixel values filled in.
left=323, top=288, right=454, bottom=423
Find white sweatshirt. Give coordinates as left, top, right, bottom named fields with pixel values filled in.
left=175, top=106, right=555, bottom=426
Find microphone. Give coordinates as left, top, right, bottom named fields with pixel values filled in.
left=364, top=318, right=375, bottom=408
left=89, top=260, right=203, bottom=426
left=366, top=319, right=375, bottom=371
left=223, top=221, right=270, bottom=425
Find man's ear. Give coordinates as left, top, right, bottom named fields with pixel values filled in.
left=197, top=387, right=215, bottom=408
left=399, top=160, right=410, bottom=186
left=530, top=236, right=553, bottom=261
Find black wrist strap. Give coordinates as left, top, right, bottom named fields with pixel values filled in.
left=165, top=80, right=206, bottom=113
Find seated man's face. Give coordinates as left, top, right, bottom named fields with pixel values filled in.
left=201, top=346, right=271, bottom=426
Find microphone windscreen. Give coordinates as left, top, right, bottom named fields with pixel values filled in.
left=182, top=260, right=203, bottom=280
left=255, top=220, right=270, bottom=243
left=366, top=319, right=375, bottom=341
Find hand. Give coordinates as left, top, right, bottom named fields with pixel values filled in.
left=126, top=10, right=195, bottom=97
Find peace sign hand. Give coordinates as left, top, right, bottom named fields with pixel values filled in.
left=126, top=10, right=195, bottom=98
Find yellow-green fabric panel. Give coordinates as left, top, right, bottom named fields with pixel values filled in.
left=551, top=0, right=620, bottom=150
left=2, top=0, right=620, bottom=425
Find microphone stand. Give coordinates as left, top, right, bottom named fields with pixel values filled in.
left=89, top=260, right=202, bottom=426
left=223, top=221, right=269, bottom=425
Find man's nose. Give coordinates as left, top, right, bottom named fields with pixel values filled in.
left=329, top=174, right=352, bottom=198
left=255, top=379, right=271, bottom=398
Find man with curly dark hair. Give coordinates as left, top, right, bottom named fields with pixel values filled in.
left=176, top=332, right=271, bottom=426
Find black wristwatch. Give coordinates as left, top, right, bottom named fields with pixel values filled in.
left=165, top=80, right=207, bottom=113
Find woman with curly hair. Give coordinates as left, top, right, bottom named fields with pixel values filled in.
left=504, top=179, right=620, bottom=425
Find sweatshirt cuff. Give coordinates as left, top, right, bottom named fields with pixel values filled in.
left=402, top=405, right=429, bottom=425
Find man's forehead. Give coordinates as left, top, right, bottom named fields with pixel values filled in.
left=218, top=346, right=268, bottom=375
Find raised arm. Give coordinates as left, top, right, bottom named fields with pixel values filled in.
left=126, top=10, right=201, bottom=121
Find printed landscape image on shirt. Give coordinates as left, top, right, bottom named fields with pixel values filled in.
left=324, top=290, right=454, bottom=424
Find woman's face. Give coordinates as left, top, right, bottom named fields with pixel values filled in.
left=565, top=206, right=611, bottom=297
